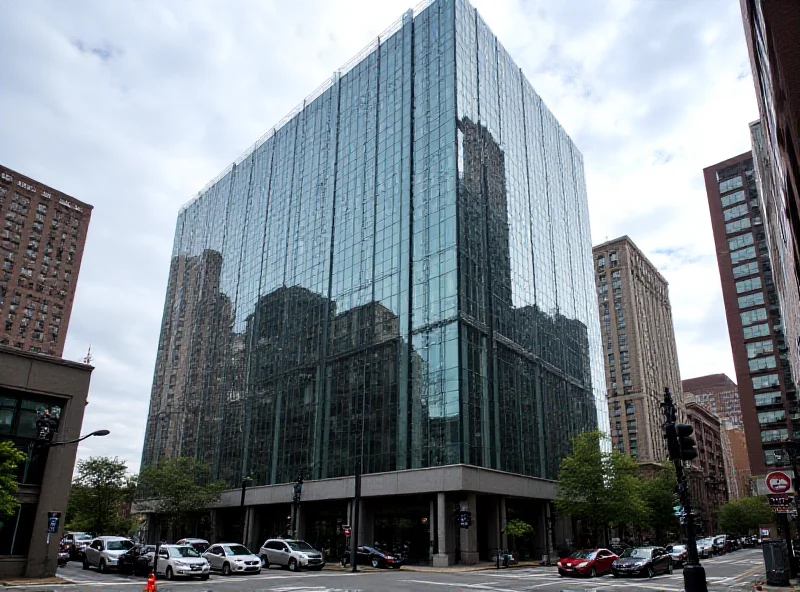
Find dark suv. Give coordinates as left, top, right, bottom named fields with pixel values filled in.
left=61, top=532, right=93, bottom=561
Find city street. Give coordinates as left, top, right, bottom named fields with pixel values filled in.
left=1, top=548, right=767, bottom=591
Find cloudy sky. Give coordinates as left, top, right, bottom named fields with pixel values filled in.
left=0, top=0, right=758, bottom=473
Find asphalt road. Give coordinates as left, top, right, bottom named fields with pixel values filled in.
left=3, top=548, right=766, bottom=592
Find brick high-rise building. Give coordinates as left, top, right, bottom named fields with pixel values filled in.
left=594, top=236, right=684, bottom=463
left=726, top=424, right=752, bottom=499
left=0, top=165, right=92, bottom=357
left=682, top=373, right=743, bottom=430
left=685, top=397, right=729, bottom=536
left=740, top=1, right=800, bottom=387
left=704, top=153, right=797, bottom=477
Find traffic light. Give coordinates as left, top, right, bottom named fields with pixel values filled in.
left=35, top=412, right=56, bottom=443
left=665, top=423, right=697, bottom=461
left=293, top=477, right=304, bottom=504
left=456, top=510, right=472, bottom=529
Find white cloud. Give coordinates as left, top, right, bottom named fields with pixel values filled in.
left=0, top=0, right=757, bottom=472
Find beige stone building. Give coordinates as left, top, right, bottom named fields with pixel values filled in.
left=594, top=236, right=684, bottom=462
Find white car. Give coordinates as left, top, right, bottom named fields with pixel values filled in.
left=83, top=536, right=135, bottom=573
left=154, top=544, right=210, bottom=580
left=260, top=539, right=325, bottom=571
left=203, top=543, right=262, bottom=575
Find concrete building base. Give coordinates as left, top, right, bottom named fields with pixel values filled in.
left=136, top=464, right=562, bottom=564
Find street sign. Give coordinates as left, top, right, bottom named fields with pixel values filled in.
left=47, top=511, right=61, bottom=534
left=766, top=471, right=792, bottom=494
left=768, top=494, right=794, bottom=513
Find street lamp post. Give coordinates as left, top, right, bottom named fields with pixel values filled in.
left=240, top=476, right=253, bottom=545
left=22, top=429, right=111, bottom=484
left=11, top=429, right=110, bottom=556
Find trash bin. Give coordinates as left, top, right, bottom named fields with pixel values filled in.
left=762, top=539, right=791, bottom=586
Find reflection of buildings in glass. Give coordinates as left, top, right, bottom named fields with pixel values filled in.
left=457, top=115, right=595, bottom=478
left=142, top=0, right=601, bottom=490
left=142, top=249, right=233, bottom=467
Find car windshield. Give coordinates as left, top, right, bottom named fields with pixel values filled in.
left=671, top=545, right=686, bottom=552
left=569, top=551, right=595, bottom=559
left=168, top=547, right=201, bottom=558
left=287, top=541, right=315, bottom=551
left=106, top=540, right=134, bottom=551
left=224, top=545, right=252, bottom=556
left=75, top=534, right=92, bottom=541
left=620, top=548, right=651, bottom=559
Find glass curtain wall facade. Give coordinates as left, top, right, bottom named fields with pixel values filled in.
left=141, top=0, right=604, bottom=488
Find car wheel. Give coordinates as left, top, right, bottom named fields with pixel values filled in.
left=166, top=567, right=174, bottom=581
left=288, top=558, right=299, bottom=572
left=589, top=567, right=596, bottom=578
left=82, top=557, right=90, bottom=570
left=222, top=562, right=232, bottom=576
left=99, top=560, right=107, bottom=574
left=647, top=566, right=654, bottom=579
left=340, top=557, right=348, bottom=567
left=371, top=558, right=380, bottom=569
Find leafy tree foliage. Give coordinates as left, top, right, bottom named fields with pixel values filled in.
left=717, top=496, right=773, bottom=535
left=137, top=457, right=226, bottom=540
left=66, top=457, right=137, bottom=536
left=505, top=518, right=534, bottom=550
left=555, top=430, right=648, bottom=542
left=0, top=441, right=26, bottom=525
left=640, top=462, right=680, bottom=540
left=505, top=519, right=533, bottom=538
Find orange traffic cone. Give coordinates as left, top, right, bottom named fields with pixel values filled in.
left=144, top=571, right=157, bottom=592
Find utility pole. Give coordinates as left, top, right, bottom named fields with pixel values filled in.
left=662, top=387, right=707, bottom=592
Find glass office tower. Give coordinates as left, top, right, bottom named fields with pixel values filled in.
left=141, top=0, right=605, bottom=491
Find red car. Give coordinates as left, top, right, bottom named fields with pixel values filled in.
left=558, top=548, right=618, bottom=577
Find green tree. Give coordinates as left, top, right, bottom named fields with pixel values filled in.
left=640, top=462, right=680, bottom=542
left=504, top=519, right=533, bottom=551
left=66, top=457, right=137, bottom=536
left=0, top=441, right=26, bottom=525
left=717, top=496, right=773, bottom=535
left=137, top=457, right=226, bottom=541
left=555, top=430, right=648, bottom=543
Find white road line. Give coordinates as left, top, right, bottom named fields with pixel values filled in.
left=400, top=579, right=521, bottom=592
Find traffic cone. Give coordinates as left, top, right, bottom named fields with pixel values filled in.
left=143, top=571, right=157, bottom=592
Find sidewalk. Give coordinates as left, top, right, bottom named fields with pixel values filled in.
left=0, top=577, right=67, bottom=587
left=327, top=559, right=556, bottom=574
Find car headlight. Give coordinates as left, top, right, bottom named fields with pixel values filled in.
left=577, top=561, right=588, bottom=568
left=174, top=560, right=188, bottom=567
left=557, top=561, right=562, bottom=567
left=234, top=559, right=244, bottom=563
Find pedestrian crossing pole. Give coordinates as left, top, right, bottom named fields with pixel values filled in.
left=662, top=387, right=707, bottom=592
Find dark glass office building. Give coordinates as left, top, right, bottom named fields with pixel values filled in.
left=141, top=0, right=604, bottom=565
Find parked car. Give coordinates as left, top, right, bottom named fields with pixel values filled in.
left=61, top=532, right=93, bottom=561
left=83, top=536, right=135, bottom=573
left=176, top=538, right=210, bottom=553
left=611, top=547, right=673, bottom=578
left=57, top=544, right=70, bottom=567
left=260, top=539, right=325, bottom=571
left=340, top=545, right=405, bottom=569
left=117, top=544, right=156, bottom=576
left=557, top=548, right=618, bottom=578
left=713, top=535, right=728, bottom=555
left=666, top=544, right=687, bottom=567
left=153, top=544, right=210, bottom=581
left=203, top=543, right=262, bottom=576
left=696, top=538, right=714, bottom=558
